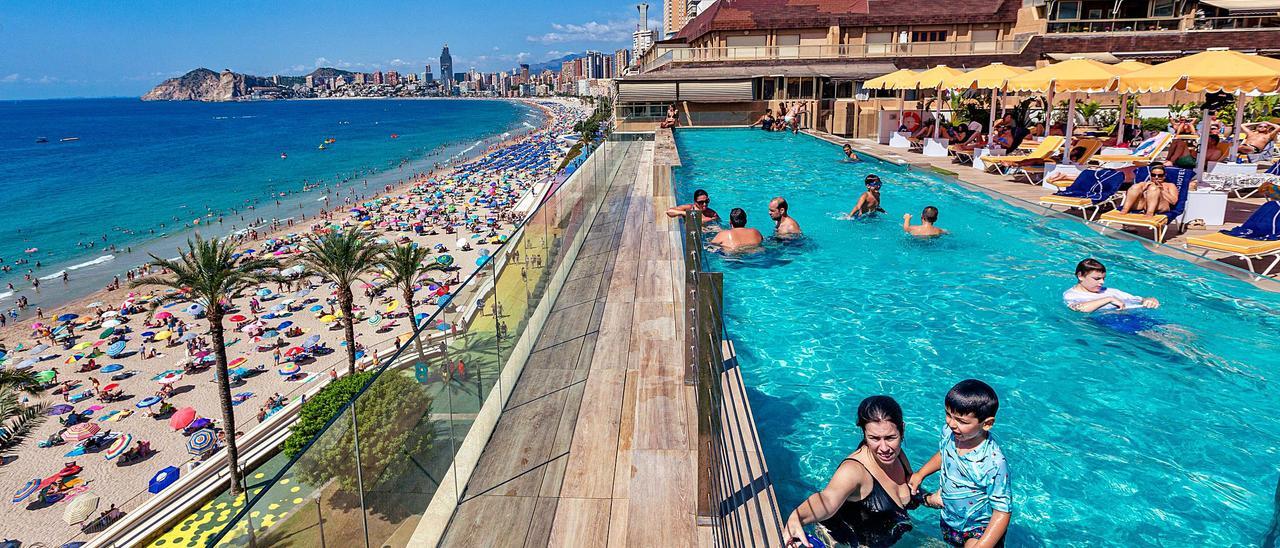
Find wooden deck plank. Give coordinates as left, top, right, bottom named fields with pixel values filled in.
left=559, top=368, right=626, bottom=498
left=625, top=449, right=696, bottom=547
left=548, top=497, right=612, bottom=547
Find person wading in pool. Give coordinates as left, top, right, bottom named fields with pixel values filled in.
left=1063, top=258, right=1160, bottom=312
left=710, top=208, right=763, bottom=251
left=903, top=206, right=946, bottom=238
left=843, top=144, right=861, bottom=162
left=851, top=175, right=887, bottom=218
left=770, top=197, right=802, bottom=236
left=783, top=396, right=919, bottom=548
left=666, top=189, right=720, bottom=223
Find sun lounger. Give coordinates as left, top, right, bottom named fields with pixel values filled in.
left=1203, top=161, right=1280, bottom=198
left=1039, top=167, right=1144, bottom=221
left=1091, top=132, right=1173, bottom=166
left=1098, top=166, right=1193, bottom=242
left=1041, top=139, right=1105, bottom=190
left=983, top=137, right=1066, bottom=181
left=1184, top=201, right=1280, bottom=279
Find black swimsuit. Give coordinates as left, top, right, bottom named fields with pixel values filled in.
left=818, top=458, right=914, bottom=548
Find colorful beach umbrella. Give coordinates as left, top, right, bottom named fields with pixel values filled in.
left=62, top=423, right=100, bottom=442
left=35, top=370, right=56, bottom=383
left=100, top=364, right=123, bottom=373
left=228, top=357, right=247, bottom=368
left=101, top=319, right=121, bottom=329
left=136, top=396, right=162, bottom=408
left=384, top=300, right=399, bottom=313
left=278, top=364, right=301, bottom=377
left=104, top=433, right=132, bottom=460
left=154, top=330, right=173, bottom=341
left=319, top=315, right=337, bottom=323
left=72, top=342, right=93, bottom=351
left=169, top=407, right=196, bottom=430
left=48, top=404, right=74, bottom=415
left=98, top=327, right=116, bottom=340
left=57, top=314, right=79, bottom=322
left=154, top=312, right=172, bottom=320
left=157, top=372, right=182, bottom=385
left=186, top=429, right=217, bottom=455
left=63, top=494, right=100, bottom=525
left=148, top=466, right=180, bottom=494
left=309, top=305, right=324, bottom=312
left=101, top=383, right=120, bottom=393
left=12, top=479, right=41, bottom=503
left=106, top=341, right=126, bottom=357
left=228, top=314, right=247, bottom=323
left=285, top=346, right=304, bottom=357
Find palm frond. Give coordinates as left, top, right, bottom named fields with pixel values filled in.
left=300, top=230, right=385, bottom=290
left=132, top=235, right=283, bottom=312
left=0, top=390, right=48, bottom=450
left=0, top=370, right=41, bottom=395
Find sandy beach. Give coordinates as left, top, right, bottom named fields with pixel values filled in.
left=0, top=97, right=590, bottom=547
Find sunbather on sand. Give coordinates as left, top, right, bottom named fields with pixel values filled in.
left=1117, top=165, right=1177, bottom=217
left=1063, top=258, right=1159, bottom=313
left=709, top=208, right=763, bottom=251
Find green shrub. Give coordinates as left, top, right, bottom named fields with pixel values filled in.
left=1141, top=117, right=1170, bottom=133
left=283, top=371, right=375, bottom=459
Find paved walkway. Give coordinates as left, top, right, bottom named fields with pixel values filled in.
left=439, top=141, right=702, bottom=547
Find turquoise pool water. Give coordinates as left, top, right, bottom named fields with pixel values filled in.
left=674, top=128, right=1280, bottom=546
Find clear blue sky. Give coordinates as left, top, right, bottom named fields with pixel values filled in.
left=0, top=1, right=654, bottom=99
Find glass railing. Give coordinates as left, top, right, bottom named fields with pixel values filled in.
left=1046, top=16, right=1183, bottom=33
left=178, top=132, right=640, bottom=547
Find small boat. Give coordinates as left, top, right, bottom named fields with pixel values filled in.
left=24, top=248, right=38, bottom=254
left=36, top=137, right=48, bottom=143
left=60, top=137, right=80, bottom=142
left=391, top=133, right=399, bottom=139
left=280, top=152, right=288, bottom=159
left=324, top=138, right=336, bottom=144
left=317, top=144, right=327, bottom=150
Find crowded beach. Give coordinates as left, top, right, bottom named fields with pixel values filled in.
left=0, top=98, right=591, bottom=547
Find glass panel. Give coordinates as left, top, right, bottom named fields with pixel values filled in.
left=1056, top=0, right=1080, bottom=20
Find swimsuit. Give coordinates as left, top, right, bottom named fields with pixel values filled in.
left=818, top=458, right=913, bottom=548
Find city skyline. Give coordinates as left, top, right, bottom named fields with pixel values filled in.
left=0, top=0, right=660, bottom=99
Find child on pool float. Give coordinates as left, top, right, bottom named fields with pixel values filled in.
left=1062, top=258, right=1160, bottom=313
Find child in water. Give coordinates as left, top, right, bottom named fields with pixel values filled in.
left=850, top=175, right=886, bottom=218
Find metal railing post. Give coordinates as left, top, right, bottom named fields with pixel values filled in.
left=349, top=405, right=372, bottom=548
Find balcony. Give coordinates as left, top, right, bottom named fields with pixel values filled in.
left=1046, top=14, right=1280, bottom=34
left=639, top=39, right=1031, bottom=73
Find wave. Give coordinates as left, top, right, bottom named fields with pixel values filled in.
left=69, top=254, right=115, bottom=270
left=212, top=116, right=229, bottom=120
left=0, top=291, right=12, bottom=301
left=39, top=270, right=66, bottom=281
left=523, top=122, right=535, bottom=128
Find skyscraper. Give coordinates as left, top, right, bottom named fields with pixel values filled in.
left=440, top=44, right=454, bottom=88
left=663, top=0, right=689, bottom=39
left=634, top=4, right=656, bottom=56
left=424, top=64, right=433, bottom=82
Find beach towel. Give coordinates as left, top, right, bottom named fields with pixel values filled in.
left=1056, top=169, right=1124, bottom=203
left=1221, top=201, right=1280, bottom=241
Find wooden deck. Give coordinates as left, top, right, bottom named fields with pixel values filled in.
left=829, top=136, right=1280, bottom=291
left=439, top=141, right=703, bottom=547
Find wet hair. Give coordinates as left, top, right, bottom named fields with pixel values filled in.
left=945, top=379, right=999, bottom=420
left=771, top=197, right=788, bottom=214
left=843, top=144, right=853, bottom=150
left=856, top=395, right=905, bottom=448
left=729, top=208, right=747, bottom=228
left=865, top=174, right=882, bottom=188
left=922, top=206, right=938, bottom=223
left=693, top=189, right=709, bottom=201
left=1075, top=258, right=1106, bottom=277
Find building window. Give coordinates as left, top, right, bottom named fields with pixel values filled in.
left=911, top=30, right=948, bottom=42
left=1151, top=0, right=1175, bottom=17
left=1055, top=0, right=1081, bottom=20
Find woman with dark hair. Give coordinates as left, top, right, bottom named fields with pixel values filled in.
left=783, top=396, right=919, bottom=547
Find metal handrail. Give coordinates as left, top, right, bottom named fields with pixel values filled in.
left=683, top=210, right=783, bottom=547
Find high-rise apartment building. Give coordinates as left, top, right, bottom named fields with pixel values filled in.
left=373, top=71, right=384, bottom=85
left=440, top=44, right=454, bottom=88
left=633, top=4, right=656, bottom=56
left=614, top=49, right=632, bottom=74
left=663, top=0, right=690, bottom=39
left=424, top=64, right=433, bottom=82
left=385, top=71, right=400, bottom=86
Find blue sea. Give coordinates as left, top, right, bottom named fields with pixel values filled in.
left=0, top=97, right=533, bottom=309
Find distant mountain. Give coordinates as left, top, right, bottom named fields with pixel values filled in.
left=142, top=67, right=359, bottom=101
left=528, top=54, right=585, bottom=74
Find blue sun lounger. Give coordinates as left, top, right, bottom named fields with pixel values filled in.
left=1098, top=166, right=1193, bottom=242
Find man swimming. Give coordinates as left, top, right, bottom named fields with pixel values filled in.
left=850, top=175, right=886, bottom=218
left=842, top=144, right=861, bottom=162
left=903, top=206, right=946, bottom=237
left=710, top=208, right=764, bottom=250
left=769, top=197, right=802, bottom=236
left=666, top=189, right=720, bottom=223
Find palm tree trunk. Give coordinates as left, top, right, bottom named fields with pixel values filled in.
left=405, top=287, right=426, bottom=364
left=340, top=289, right=357, bottom=375
left=208, top=311, right=245, bottom=496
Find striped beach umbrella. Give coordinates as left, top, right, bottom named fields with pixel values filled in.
left=278, top=364, right=301, bottom=377
left=187, top=429, right=217, bottom=456
left=106, top=341, right=126, bottom=357
left=104, top=433, right=132, bottom=460
left=62, top=423, right=100, bottom=442
left=13, top=479, right=40, bottom=503
left=63, top=494, right=100, bottom=524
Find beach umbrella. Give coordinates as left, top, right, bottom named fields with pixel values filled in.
left=169, top=407, right=196, bottom=430
left=154, top=330, right=173, bottom=341
left=12, top=479, right=41, bottom=503
left=100, top=364, right=123, bottom=373
left=285, top=346, right=304, bottom=357
left=228, top=314, right=247, bottom=323
left=58, top=314, right=79, bottom=322
left=104, top=433, right=132, bottom=460
left=106, top=341, right=126, bottom=357
left=136, top=396, right=162, bottom=408
left=48, top=404, right=74, bottom=415
left=384, top=300, right=399, bottom=313
left=101, top=319, right=121, bottom=329
left=101, top=383, right=119, bottom=393
left=188, top=417, right=213, bottom=431
left=278, top=364, right=301, bottom=376
left=154, top=312, right=172, bottom=320
left=187, top=429, right=217, bottom=456
left=303, top=334, right=321, bottom=348
left=309, top=305, right=324, bottom=312
left=320, top=315, right=337, bottom=324
left=87, top=301, right=104, bottom=309
left=177, top=332, right=198, bottom=343
left=140, top=331, right=155, bottom=339
left=256, top=288, right=271, bottom=297
left=72, top=342, right=93, bottom=351
left=35, top=370, right=56, bottom=383
left=184, top=303, right=204, bottom=315
left=277, top=321, right=293, bottom=330
left=475, top=256, right=489, bottom=266
left=63, top=494, right=100, bottom=525
left=157, top=372, right=183, bottom=385
left=62, top=423, right=100, bottom=442
left=367, top=314, right=382, bottom=326
left=100, top=310, right=119, bottom=318
left=228, top=357, right=247, bottom=368
left=98, top=327, right=116, bottom=340
left=148, top=466, right=180, bottom=494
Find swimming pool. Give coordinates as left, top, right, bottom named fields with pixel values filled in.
left=674, top=128, right=1280, bottom=546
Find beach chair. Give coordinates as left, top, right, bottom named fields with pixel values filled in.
left=983, top=136, right=1066, bottom=181
left=1098, top=166, right=1194, bottom=242
left=1091, top=132, right=1174, bottom=166
left=1204, top=161, right=1280, bottom=198
left=1184, top=200, right=1280, bottom=279
left=1039, top=167, right=1141, bottom=221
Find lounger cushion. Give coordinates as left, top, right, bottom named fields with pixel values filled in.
left=1099, top=211, right=1170, bottom=227
left=1039, top=195, right=1093, bottom=207
left=1185, top=233, right=1280, bottom=255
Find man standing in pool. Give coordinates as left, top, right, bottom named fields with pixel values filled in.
left=770, top=197, right=802, bottom=236
left=710, top=208, right=763, bottom=250
left=666, top=189, right=719, bottom=223
left=903, top=206, right=946, bottom=238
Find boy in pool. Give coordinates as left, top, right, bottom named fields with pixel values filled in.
left=1063, top=258, right=1159, bottom=312
left=903, top=206, right=946, bottom=238
left=910, top=379, right=1012, bottom=548
left=850, top=175, right=886, bottom=218
left=842, top=143, right=861, bottom=162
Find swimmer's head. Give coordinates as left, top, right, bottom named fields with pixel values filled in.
left=944, top=379, right=999, bottom=441
left=693, top=189, right=710, bottom=208
left=856, top=395, right=905, bottom=465
left=922, top=206, right=938, bottom=223
left=768, top=197, right=788, bottom=220
left=865, top=175, right=882, bottom=189
left=843, top=144, right=852, bottom=152
left=1075, top=258, right=1107, bottom=293
left=729, top=208, right=748, bottom=228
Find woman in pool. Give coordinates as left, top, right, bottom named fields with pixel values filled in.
left=1064, top=258, right=1160, bottom=312
left=665, top=189, right=720, bottom=223
left=850, top=175, right=886, bottom=218
left=783, top=396, right=918, bottom=548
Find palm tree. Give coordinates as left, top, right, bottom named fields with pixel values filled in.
left=0, top=369, right=46, bottom=450
left=379, top=243, right=447, bottom=363
left=299, top=230, right=383, bottom=375
left=134, top=236, right=280, bottom=495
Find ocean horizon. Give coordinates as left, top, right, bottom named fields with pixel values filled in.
left=0, top=97, right=536, bottom=313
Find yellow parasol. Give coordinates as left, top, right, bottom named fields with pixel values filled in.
left=385, top=300, right=400, bottom=314
left=943, top=63, right=1031, bottom=147
left=1006, top=57, right=1134, bottom=94
left=319, top=315, right=337, bottom=323
left=155, top=330, right=173, bottom=341
left=1116, top=49, right=1280, bottom=166
left=863, top=68, right=920, bottom=91
left=1110, top=61, right=1150, bottom=145
left=897, top=66, right=968, bottom=141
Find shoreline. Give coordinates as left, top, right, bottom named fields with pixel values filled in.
left=0, top=98, right=557, bottom=346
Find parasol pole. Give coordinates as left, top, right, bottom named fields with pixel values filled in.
left=1229, top=91, right=1246, bottom=161
left=1195, top=95, right=1212, bottom=175
left=1116, top=93, right=1128, bottom=145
